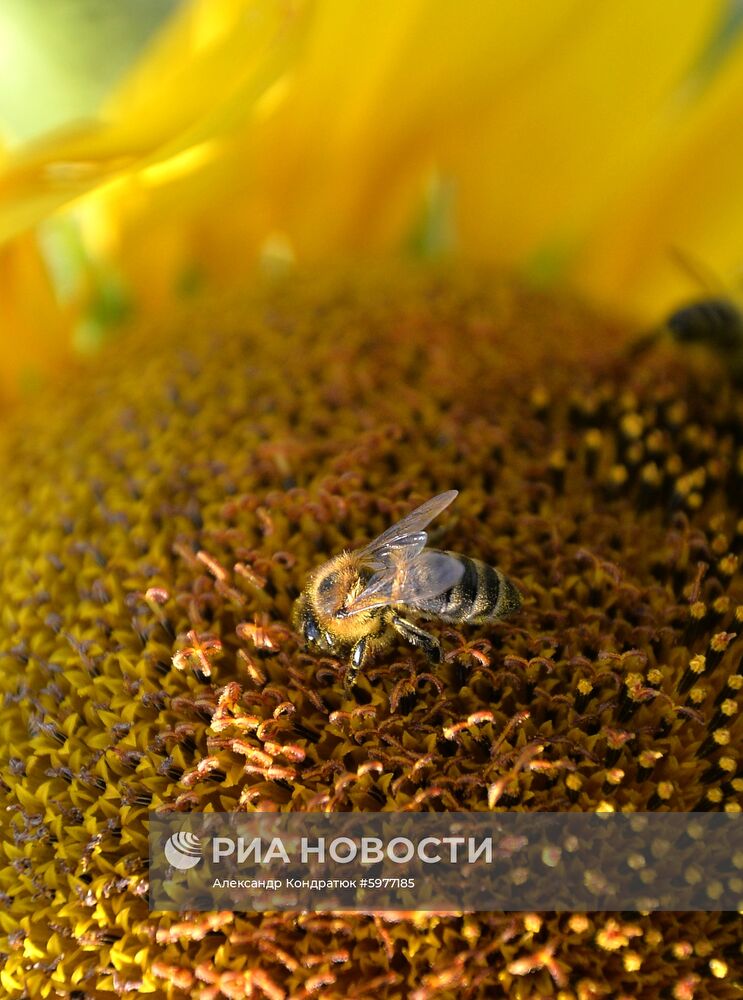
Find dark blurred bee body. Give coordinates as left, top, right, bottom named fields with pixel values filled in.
left=629, top=296, right=743, bottom=381
left=293, top=491, right=522, bottom=690
left=666, top=298, right=743, bottom=351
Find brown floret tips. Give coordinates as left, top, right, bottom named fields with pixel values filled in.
left=0, top=266, right=741, bottom=997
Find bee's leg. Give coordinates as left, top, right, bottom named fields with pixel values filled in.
left=345, top=638, right=367, bottom=691
left=391, top=615, right=442, bottom=663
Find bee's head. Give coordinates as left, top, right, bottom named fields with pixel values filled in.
left=313, top=556, right=363, bottom=620
left=292, top=590, right=327, bottom=649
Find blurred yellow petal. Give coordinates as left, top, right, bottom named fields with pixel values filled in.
left=0, top=234, right=73, bottom=405
left=43, top=1, right=604, bottom=311
left=69, top=0, right=743, bottom=326
left=1, top=0, right=743, bottom=401
left=104, top=0, right=310, bottom=154
left=241, top=0, right=589, bottom=257
left=0, top=0, right=310, bottom=402
left=446, top=3, right=727, bottom=276
left=0, top=0, right=307, bottom=244
left=574, top=25, right=743, bottom=318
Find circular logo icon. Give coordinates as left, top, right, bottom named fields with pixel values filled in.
left=164, top=831, right=202, bottom=870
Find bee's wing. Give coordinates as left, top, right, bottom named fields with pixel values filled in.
left=342, top=550, right=464, bottom=616
left=361, top=490, right=458, bottom=567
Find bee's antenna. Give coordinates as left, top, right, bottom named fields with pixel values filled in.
left=668, top=245, right=725, bottom=295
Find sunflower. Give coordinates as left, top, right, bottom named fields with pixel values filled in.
left=1, top=3, right=742, bottom=998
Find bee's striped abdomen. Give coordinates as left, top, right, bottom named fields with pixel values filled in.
left=432, top=553, right=521, bottom=624
left=667, top=299, right=743, bottom=352
left=440, top=555, right=480, bottom=620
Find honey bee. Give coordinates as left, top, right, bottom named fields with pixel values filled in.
left=292, top=490, right=522, bottom=689
left=627, top=250, right=743, bottom=380
left=630, top=297, right=743, bottom=360
left=665, top=297, right=743, bottom=353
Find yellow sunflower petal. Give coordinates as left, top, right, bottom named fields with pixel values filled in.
left=234, top=0, right=589, bottom=258
left=0, top=0, right=307, bottom=245
left=7, top=1, right=592, bottom=321
left=574, top=24, right=743, bottom=318
left=56, top=0, right=742, bottom=326
left=0, top=234, right=73, bottom=405
left=446, top=3, right=727, bottom=279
